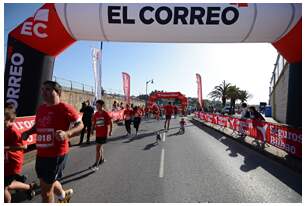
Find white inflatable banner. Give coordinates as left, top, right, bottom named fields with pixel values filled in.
left=55, top=3, right=301, bottom=43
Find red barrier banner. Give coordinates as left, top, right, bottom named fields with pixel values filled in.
left=14, top=116, right=36, bottom=145
left=14, top=110, right=125, bottom=147
left=268, top=123, right=302, bottom=158
left=216, top=115, right=228, bottom=127
left=195, top=112, right=302, bottom=158
left=109, top=110, right=124, bottom=121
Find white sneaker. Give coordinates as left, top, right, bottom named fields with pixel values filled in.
left=58, top=189, right=73, bottom=203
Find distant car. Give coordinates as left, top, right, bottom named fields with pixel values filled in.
left=221, top=106, right=231, bottom=115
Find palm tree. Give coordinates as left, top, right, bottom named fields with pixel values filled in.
left=227, top=85, right=240, bottom=114
left=209, top=80, right=231, bottom=107
left=238, top=90, right=252, bottom=103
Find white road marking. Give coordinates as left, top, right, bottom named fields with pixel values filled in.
left=162, top=132, right=166, bottom=142
left=159, top=148, right=165, bottom=178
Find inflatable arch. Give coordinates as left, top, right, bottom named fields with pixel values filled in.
left=5, top=3, right=301, bottom=116
left=147, top=92, right=188, bottom=112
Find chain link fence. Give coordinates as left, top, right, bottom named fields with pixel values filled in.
left=52, top=76, right=143, bottom=102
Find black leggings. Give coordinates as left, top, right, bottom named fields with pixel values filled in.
left=133, top=117, right=141, bottom=132
left=125, top=119, right=132, bottom=134
left=80, top=122, right=92, bottom=143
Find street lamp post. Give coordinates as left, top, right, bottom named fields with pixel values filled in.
left=145, top=79, right=154, bottom=106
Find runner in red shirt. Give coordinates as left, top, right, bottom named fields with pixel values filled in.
left=22, top=81, right=83, bottom=203
left=90, top=100, right=112, bottom=171
left=132, top=106, right=142, bottom=137
left=123, top=104, right=133, bottom=137
left=163, top=102, right=174, bottom=131
left=4, top=103, right=37, bottom=203
left=152, top=104, right=160, bottom=120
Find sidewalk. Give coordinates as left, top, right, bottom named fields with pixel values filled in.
left=190, top=116, right=302, bottom=173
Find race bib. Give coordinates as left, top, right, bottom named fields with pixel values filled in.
left=36, top=128, right=55, bottom=148
left=96, top=118, right=105, bottom=127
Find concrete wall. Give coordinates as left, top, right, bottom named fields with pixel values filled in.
left=286, top=63, right=302, bottom=127
left=270, top=62, right=302, bottom=127
left=271, top=65, right=289, bottom=123
left=61, top=88, right=145, bottom=111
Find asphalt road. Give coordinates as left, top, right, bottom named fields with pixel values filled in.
left=16, top=117, right=301, bottom=203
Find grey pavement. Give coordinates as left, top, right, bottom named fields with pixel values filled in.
left=14, top=117, right=301, bottom=203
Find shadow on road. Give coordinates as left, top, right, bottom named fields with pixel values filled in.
left=123, top=131, right=156, bottom=143
left=55, top=168, right=96, bottom=187
left=107, top=134, right=130, bottom=143
left=190, top=119, right=302, bottom=195
left=143, top=142, right=159, bottom=150
left=167, top=131, right=182, bottom=137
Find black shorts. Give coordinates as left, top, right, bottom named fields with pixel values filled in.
left=35, top=154, right=68, bottom=184
left=166, top=115, right=172, bottom=120
left=96, top=137, right=107, bottom=144
left=4, top=174, right=23, bottom=187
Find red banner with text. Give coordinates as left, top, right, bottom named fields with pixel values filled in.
left=14, top=110, right=127, bottom=148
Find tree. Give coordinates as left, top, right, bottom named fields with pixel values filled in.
left=238, top=90, right=252, bottom=103
left=209, top=80, right=231, bottom=107
left=227, top=85, right=240, bottom=114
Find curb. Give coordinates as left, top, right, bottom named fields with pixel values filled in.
left=190, top=117, right=301, bottom=174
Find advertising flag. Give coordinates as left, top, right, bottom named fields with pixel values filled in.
left=122, top=72, right=131, bottom=104
left=196, top=73, right=203, bottom=108
left=92, top=48, right=102, bottom=100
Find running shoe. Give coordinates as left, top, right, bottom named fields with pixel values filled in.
left=58, top=189, right=73, bottom=203
left=89, top=163, right=99, bottom=171
left=26, top=182, right=38, bottom=200
left=98, top=158, right=106, bottom=165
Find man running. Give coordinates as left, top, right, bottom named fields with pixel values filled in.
left=132, top=106, right=142, bottom=137
left=90, top=100, right=112, bottom=171
left=22, top=81, right=83, bottom=203
left=123, top=104, right=133, bottom=137
left=163, top=102, right=174, bottom=131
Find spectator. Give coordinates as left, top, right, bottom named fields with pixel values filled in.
left=240, top=103, right=250, bottom=119
left=79, top=100, right=94, bottom=145
left=112, top=101, right=117, bottom=111
left=249, top=106, right=265, bottom=121
left=120, top=102, right=124, bottom=110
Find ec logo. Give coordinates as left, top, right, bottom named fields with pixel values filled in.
left=20, top=9, right=49, bottom=38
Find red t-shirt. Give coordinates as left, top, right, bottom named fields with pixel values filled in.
left=134, top=109, right=142, bottom=118
left=93, top=110, right=112, bottom=138
left=35, top=102, right=80, bottom=157
left=164, top=105, right=174, bottom=116
left=123, top=109, right=133, bottom=120
left=4, top=125, right=24, bottom=176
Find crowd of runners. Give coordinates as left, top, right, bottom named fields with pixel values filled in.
left=4, top=80, right=185, bottom=203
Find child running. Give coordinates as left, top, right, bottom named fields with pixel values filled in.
left=4, top=103, right=37, bottom=203
left=179, top=118, right=186, bottom=134
left=90, top=100, right=112, bottom=171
